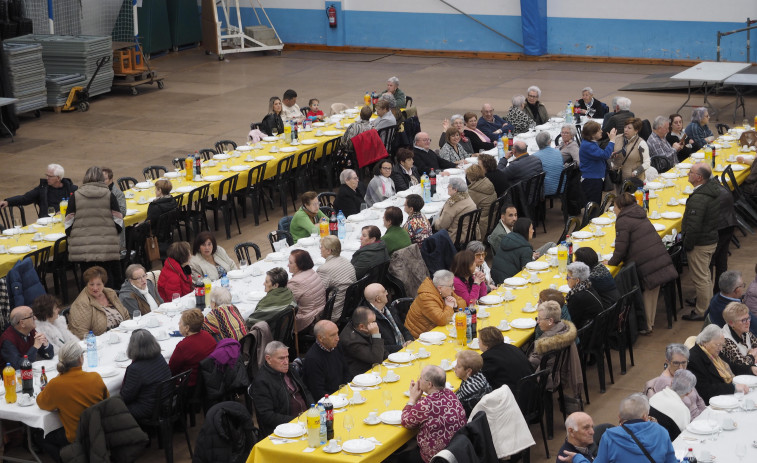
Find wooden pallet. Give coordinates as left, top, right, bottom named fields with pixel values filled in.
left=112, top=70, right=165, bottom=95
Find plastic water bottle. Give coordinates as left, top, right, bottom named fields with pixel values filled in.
left=497, top=138, right=505, bottom=161
left=318, top=401, right=327, bottom=445
left=220, top=271, right=229, bottom=289
left=306, top=403, right=320, bottom=448
left=337, top=210, right=346, bottom=240
left=86, top=331, right=97, bottom=368
left=566, top=101, right=574, bottom=124
left=421, top=172, right=430, bottom=202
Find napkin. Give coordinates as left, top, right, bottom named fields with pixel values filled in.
left=247, top=129, right=266, bottom=143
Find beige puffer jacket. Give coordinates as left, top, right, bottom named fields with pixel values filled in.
left=68, top=182, right=120, bottom=262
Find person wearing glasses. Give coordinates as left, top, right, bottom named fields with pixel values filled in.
left=405, top=270, right=466, bottom=339
left=719, top=302, right=757, bottom=376
left=706, top=271, right=755, bottom=334
left=0, top=163, right=78, bottom=216
left=644, top=344, right=706, bottom=420
left=0, top=305, right=53, bottom=369
left=364, top=160, right=396, bottom=207
left=466, top=241, right=494, bottom=290
left=523, top=86, right=548, bottom=125
left=687, top=324, right=750, bottom=404
left=564, top=262, right=603, bottom=331
left=118, top=264, right=163, bottom=316
left=412, top=132, right=456, bottom=176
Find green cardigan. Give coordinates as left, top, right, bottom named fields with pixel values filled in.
left=245, top=287, right=294, bottom=328
left=290, top=208, right=326, bottom=243
left=382, top=225, right=412, bottom=255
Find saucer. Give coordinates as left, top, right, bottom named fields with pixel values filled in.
left=323, top=445, right=342, bottom=454
left=383, top=375, right=400, bottom=383
left=363, top=418, right=381, bottom=426
left=350, top=396, right=366, bottom=405
left=417, top=352, right=430, bottom=359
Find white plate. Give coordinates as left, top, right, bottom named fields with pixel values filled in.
left=323, top=395, right=349, bottom=409
left=119, top=320, right=139, bottom=331
left=266, top=252, right=285, bottom=261
left=342, top=438, right=376, bottom=454
left=352, top=373, right=382, bottom=387
left=572, top=231, right=593, bottom=239
left=660, top=172, right=678, bottom=179
left=379, top=410, right=403, bottom=425
left=709, top=395, right=739, bottom=409
left=236, top=145, right=254, bottom=151
left=262, top=136, right=278, bottom=142
left=202, top=175, right=224, bottom=182
left=134, top=182, right=152, bottom=189
left=312, top=122, right=325, bottom=127
left=363, top=418, right=380, bottom=425
left=17, top=399, right=34, bottom=407
left=418, top=332, right=446, bottom=343
left=254, top=155, right=275, bottom=162
left=559, top=284, right=571, bottom=293
left=2, top=228, right=20, bottom=235
left=227, top=269, right=245, bottom=279
left=676, top=163, right=692, bottom=169
left=387, top=352, right=415, bottom=363
left=687, top=420, right=720, bottom=435
left=323, top=130, right=342, bottom=136
left=465, top=157, right=479, bottom=164
left=444, top=168, right=463, bottom=175
left=96, top=367, right=118, bottom=378
left=279, top=147, right=297, bottom=153
left=547, top=247, right=558, bottom=255
left=273, top=423, right=306, bottom=438
left=661, top=212, right=682, bottom=219
left=645, top=182, right=664, bottom=190
left=298, top=237, right=317, bottom=246
left=301, top=139, right=318, bottom=145
left=727, top=164, right=746, bottom=171
left=504, top=277, right=527, bottom=286
left=9, top=246, right=31, bottom=254
left=421, top=203, right=443, bottom=214
left=721, top=135, right=737, bottom=141
left=733, top=375, right=757, bottom=387
left=526, top=261, right=549, bottom=271
left=36, top=217, right=52, bottom=225
left=653, top=223, right=665, bottom=232
left=43, top=233, right=66, bottom=242
left=246, top=291, right=266, bottom=301
left=550, top=117, right=565, bottom=123
left=174, top=186, right=195, bottom=193
left=478, top=295, right=503, bottom=305
left=591, top=217, right=613, bottom=226
left=510, top=318, right=537, bottom=329
left=691, top=153, right=704, bottom=160
left=213, top=154, right=230, bottom=160
left=230, top=165, right=247, bottom=172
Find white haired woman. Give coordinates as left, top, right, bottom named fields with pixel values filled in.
left=405, top=270, right=466, bottom=338
left=466, top=241, right=494, bottom=289
left=435, top=177, right=477, bottom=239
left=507, top=95, right=537, bottom=135
left=649, top=369, right=697, bottom=437
left=684, top=107, right=715, bottom=150
left=202, top=287, right=247, bottom=342
left=118, top=263, right=163, bottom=316
left=565, top=262, right=603, bottom=330
left=381, top=76, right=407, bottom=108
left=644, top=343, right=706, bottom=420
left=524, top=85, right=548, bottom=125
left=332, top=168, right=366, bottom=217
left=688, top=324, right=750, bottom=404
left=558, top=124, right=580, bottom=165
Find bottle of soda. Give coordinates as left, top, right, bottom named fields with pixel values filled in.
left=465, top=306, right=472, bottom=343
left=684, top=448, right=697, bottom=463
left=185, top=154, right=193, bottom=181
left=39, top=366, right=47, bottom=391
left=469, top=305, right=477, bottom=340
left=454, top=309, right=466, bottom=346
left=306, top=404, right=320, bottom=448
left=323, top=394, right=334, bottom=440
left=3, top=363, right=16, bottom=404
left=20, top=355, right=32, bottom=395
left=319, top=216, right=329, bottom=237
left=566, top=236, right=573, bottom=264
left=203, top=274, right=212, bottom=308
left=507, top=131, right=514, bottom=151
left=293, top=122, right=299, bottom=142
left=329, top=212, right=338, bottom=236
left=194, top=151, right=202, bottom=181
left=194, top=276, right=206, bottom=309
left=429, top=169, right=437, bottom=196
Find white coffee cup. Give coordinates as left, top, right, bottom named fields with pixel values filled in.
left=245, top=156, right=254, bottom=161
left=270, top=146, right=279, bottom=153
left=744, top=397, right=755, bottom=410
left=156, top=329, right=168, bottom=340
left=147, top=318, right=160, bottom=328
left=352, top=390, right=364, bottom=401
left=549, top=284, right=557, bottom=290
left=722, top=416, right=736, bottom=429
left=108, top=332, right=119, bottom=344
left=33, top=233, right=42, bottom=240
left=524, top=302, right=533, bottom=310
left=0, top=245, right=7, bottom=253
left=498, top=321, right=509, bottom=330
left=418, top=347, right=428, bottom=357
left=368, top=411, right=378, bottom=422
left=505, top=290, right=514, bottom=299
left=440, top=359, right=451, bottom=370
left=328, top=439, right=338, bottom=450
left=220, top=165, right=229, bottom=172
left=699, top=449, right=713, bottom=461
left=116, top=351, right=128, bottom=362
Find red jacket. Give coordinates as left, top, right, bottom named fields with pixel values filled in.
left=158, top=257, right=193, bottom=302
left=351, top=129, right=388, bottom=168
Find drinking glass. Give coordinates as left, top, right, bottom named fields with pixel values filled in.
left=735, top=444, right=746, bottom=462
left=272, top=128, right=279, bottom=138
left=132, top=310, right=141, bottom=322
left=47, top=207, right=56, bottom=228
left=382, top=390, right=392, bottom=408
left=743, top=119, right=749, bottom=129
left=13, top=224, right=21, bottom=245
left=145, top=172, right=152, bottom=182
left=342, top=413, right=354, bottom=440
left=239, top=260, right=248, bottom=273
left=172, top=293, right=181, bottom=303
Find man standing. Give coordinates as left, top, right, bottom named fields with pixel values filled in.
left=0, top=306, right=54, bottom=368
left=498, top=141, right=543, bottom=189
left=0, top=164, right=77, bottom=217
left=557, top=412, right=597, bottom=462
left=364, top=283, right=412, bottom=353
left=281, top=89, right=303, bottom=121
left=682, top=163, right=721, bottom=321
left=533, top=132, right=564, bottom=196
left=487, top=204, right=518, bottom=255
left=524, top=86, right=548, bottom=125
left=476, top=103, right=513, bottom=141
left=339, top=307, right=387, bottom=376
left=647, top=116, right=681, bottom=165
left=303, top=320, right=349, bottom=400
left=412, top=132, right=455, bottom=175
left=252, top=341, right=312, bottom=436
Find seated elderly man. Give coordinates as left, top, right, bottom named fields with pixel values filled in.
left=252, top=341, right=312, bottom=436
left=533, top=131, right=563, bottom=196
left=350, top=225, right=390, bottom=279
left=339, top=306, right=388, bottom=377
left=0, top=163, right=77, bottom=216
left=364, top=283, right=412, bottom=353
left=401, top=365, right=467, bottom=463
left=0, top=306, right=54, bottom=368
left=524, top=86, right=548, bottom=125
left=498, top=141, right=544, bottom=188
left=575, top=87, right=606, bottom=119
left=381, top=76, right=407, bottom=109
left=719, top=302, right=757, bottom=375
left=645, top=343, right=706, bottom=420
left=303, top=320, right=350, bottom=400
left=371, top=99, right=396, bottom=131
left=412, top=132, right=455, bottom=175
left=649, top=370, right=697, bottom=439
left=557, top=412, right=598, bottom=463
left=601, top=97, right=634, bottom=135
left=405, top=270, right=465, bottom=338
left=647, top=115, right=681, bottom=167
left=477, top=103, right=514, bottom=141
left=561, top=394, right=677, bottom=463
left=707, top=271, right=756, bottom=333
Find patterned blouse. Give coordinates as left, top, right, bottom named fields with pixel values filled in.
left=402, top=388, right=467, bottom=462
left=722, top=325, right=757, bottom=369
left=403, top=211, right=432, bottom=245
left=202, top=304, right=248, bottom=342
left=506, top=106, right=536, bottom=135
left=439, top=142, right=469, bottom=164
left=456, top=371, right=492, bottom=416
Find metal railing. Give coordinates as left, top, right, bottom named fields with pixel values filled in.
left=717, top=17, right=757, bottom=62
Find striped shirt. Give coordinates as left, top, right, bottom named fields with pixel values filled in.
left=317, top=256, right=357, bottom=322
left=203, top=304, right=247, bottom=342
left=456, top=371, right=492, bottom=416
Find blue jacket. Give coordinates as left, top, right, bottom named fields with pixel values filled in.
left=579, top=140, right=615, bottom=179
left=707, top=292, right=757, bottom=337
left=533, top=147, right=563, bottom=196
left=573, top=420, right=677, bottom=463
left=6, top=258, right=45, bottom=308
left=476, top=115, right=514, bottom=142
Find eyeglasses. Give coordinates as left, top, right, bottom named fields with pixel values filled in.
left=739, top=317, right=751, bottom=324
left=670, top=360, right=688, bottom=367
left=474, top=252, right=486, bottom=258
left=566, top=275, right=576, bottom=281
left=381, top=166, right=392, bottom=171
left=20, top=314, right=35, bottom=321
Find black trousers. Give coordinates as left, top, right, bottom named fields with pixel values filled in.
left=42, top=427, right=68, bottom=463
left=581, top=178, right=604, bottom=205
left=711, top=226, right=734, bottom=294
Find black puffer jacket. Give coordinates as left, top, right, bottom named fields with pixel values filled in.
left=252, top=362, right=313, bottom=436
left=192, top=401, right=257, bottom=463
left=60, top=397, right=148, bottom=463
left=681, top=178, right=721, bottom=250
left=199, top=355, right=250, bottom=409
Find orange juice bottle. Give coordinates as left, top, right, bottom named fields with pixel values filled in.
left=455, top=310, right=467, bottom=345
left=3, top=363, right=16, bottom=404
left=634, top=188, right=644, bottom=207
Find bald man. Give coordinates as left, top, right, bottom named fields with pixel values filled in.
left=303, top=320, right=349, bottom=400
left=477, top=103, right=514, bottom=141
left=0, top=306, right=53, bottom=368
left=412, top=132, right=456, bottom=176
left=364, top=283, right=412, bottom=353
left=558, top=412, right=597, bottom=462
left=498, top=140, right=544, bottom=193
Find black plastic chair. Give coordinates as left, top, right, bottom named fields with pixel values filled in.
left=293, top=147, right=317, bottom=195
left=557, top=216, right=581, bottom=243
left=452, top=208, right=482, bottom=251
left=155, top=208, right=182, bottom=256
left=716, top=123, right=730, bottom=135
left=266, top=154, right=296, bottom=216
left=484, top=188, right=515, bottom=241
left=579, top=306, right=615, bottom=394
left=234, top=242, right=261, bottom=265
left=581, top=201, right=601, bottom=228
left=518, top=172, right=546, bottom=232
left=614, top=261, right=646, bottom=342
left=215, top=140, right=237, bottom=153
left=599, top=193, right=616, bottom=214
left=540, top=346, right=573, bottom=439
left=320, top=287, right=338, bottom=323
left=199, top=149, right=216, bottom=162
left=337, top=274, right=372, bottom=330
left=319, top=206, right=334, bottom=217
left=383, top=272, right=406, bottom=301
left=650, top=156, right=673, bottom=174
left=0, top=205, right=27, bottom=229
left=722, top=165, right=757, bottom=225
left=575, top=321, right=593, bottom=404
left=123, top=222, right=152, bottom=269
left=23, top=246, right=50, bottom=292
left=405, top=96, right=413, bottom=107
left=50, top=236, right=78, bottom=303
left=250, top=122, right=262, bottom=131
left=300, top=107, right=309, bottom=118
left=117, top=176, right=138, bottom=192
left=267, top=230, right=294, bottom=252
left=621, top=179, right=637, bottom=195
left=236, top=163, right=269, bottom=226
left=318, top=138, right=340, bottom=188
left=269, top=304, right=297, bottom=349
left=183, top=184, right=211, bottom=239
left=377, top=124, right=398, bottom=156
left=143, top=165, right=168, bottom=180
left=172, top=158, right=185, bottom=170
left=207, top=174, right=241, bottom=239
left=661, top=243, right=684, bottom=327
left=608, top=290, right=637, bottom=375
left=515, top=369, right=550, bottom=458
left=137, top=370, right=193, bottom=463
left=541, top=162, right=574, bottom=226
left=389, top=297, right=414, bottom=325
left=317, top=192, right=336, bottom=208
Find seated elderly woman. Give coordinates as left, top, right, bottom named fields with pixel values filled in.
left=719, top=302, right=757, bottom=375
left=381, top=76, right=407, bottom=108
left=290, top=190, right=327, bottom=243
left=118, top=264, right=163, bottom=316
left=466, top=165, right=496, bottom=239
left=405, top=270, right=466, bottom=338
left=382, top=206, right=411, bottom=255
left=390, top=148, right=419, bottom=192
left=333, top=169, right=366, bottom=217
left=466, top=241, right=494, bottom=290
left=534, top=289, right=572, bottom=340
left=145, top=179, right=178, bottom=233
left=454, top=350, right=492, bottom=417
left=463, top=112, right=495, bottom=152
left=684, top=106, right=715, bottom=150
left=649, top=369, right=698, bottom=439
left=157, top=241, right=193, bottom=302
left=573, top=247, right=619, bottom=309
left=434, top=177, right=477, bottom=241
left=403, top=193, right=432, bottom=245
left=246, top=267, right=294, bottom=328
left=575, top=87, right=606, bottom=118
left=203, top=287, right=247, bottom=342
left=688, top=324, right=750, bottom=404
left=451, top=249, right=488, bottom=307
left=316, top=236, right=356, bottom=322
left=189, top=231, right=237, bottom=281
left=365, top=160, right=396, bottom=207
left=491, top=218, right=535, bottom=284
left=644, top=343, right=706, bottom=420
left=120, top=329, right=171, bottom=421
left=478, top=326, right=533, bottom=392
left=169, top=309, right=217, bottom=388
left=339, top=105, right=373, bottom=155
left=506, top=95, right=537, bottom=135
left=438, top=114, right=474, bottom=154
left=69, top=265, right=130, bottom=339
left=288, top=249, right=326, bottom=333
left=558, top=124, right=580, bottom=165
left=32, top=294, right=78, bottom=352
left=439, top=127, right=471, bottom=165
left=564, top=261, right=604, bottom=330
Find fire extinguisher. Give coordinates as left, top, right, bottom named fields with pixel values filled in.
left=327, top=4, right=337, bottom=28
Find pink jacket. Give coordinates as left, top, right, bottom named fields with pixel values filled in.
left=453, top=276, right=488, bottom=307
left=289, top=269, right=326, bottom=332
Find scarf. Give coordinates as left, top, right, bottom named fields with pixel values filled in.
left=699, top=343, right=734, bottom=384
left=471, top=127, right=490, bottom=143
left=380, top=175, right=394, bottom=196
left=301, top=206, right=319, bottom=225
left=446, top=191, right=469, bottom=207
left=373, top=304, right=405, bottom=346
left=135, top=285, right=159, bottom=310
left=566, top=279, right=592, bottom=302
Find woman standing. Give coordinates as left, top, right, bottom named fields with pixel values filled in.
left=288, top=249, right=326, bottom=333
left=120, top=329, right=171, bottom=421
left=290, top=191, right=327, bottom=243
left=491, top=218, right=535, bottom=284
left=188, top=231, right=237, bottom=280
left=439, top=127, right=470, bottom=165
left=450, top=250, right=488, bottom=306
left=607, top=193, right=677, bottom=334
left=610, top=118, right=650, bottom=186
left=260, top=96, right=284, bottom=136
left=465, top=165, right=496, bottom=238
left=69, top=266, right=130, bottom=338
left=463, top=112, right=495, bottom=152
left=579, top=121, right=617, bottom=204
left=667, top=113, right=695, bottom=161
left=364, top=160, right=396, bottom=207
